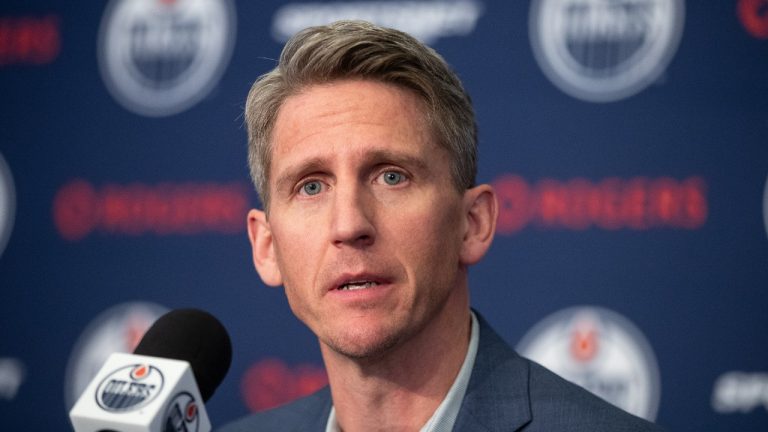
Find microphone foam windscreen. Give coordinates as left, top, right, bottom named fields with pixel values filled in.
left=133, top=308, right=232, bottom=402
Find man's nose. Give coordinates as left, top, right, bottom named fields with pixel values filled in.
left=330, top=183, right=375, bottom=248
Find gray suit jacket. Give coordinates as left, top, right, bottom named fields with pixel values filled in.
left=218, top=314, right=664, bottom=431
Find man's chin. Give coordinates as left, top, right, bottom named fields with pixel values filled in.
left=321, top=328, right=405, bottom=361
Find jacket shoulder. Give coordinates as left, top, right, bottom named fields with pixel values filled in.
left=216, top=387, right=331, bottom=432
left=524, top=358, right=664, bottom=432
left=466, top=313, right=665, bottom=432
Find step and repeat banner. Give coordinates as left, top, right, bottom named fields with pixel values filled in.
left=1, top=1, right=767, bottom=430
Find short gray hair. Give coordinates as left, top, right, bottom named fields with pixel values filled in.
left=245, top=20, right=477, bottom=209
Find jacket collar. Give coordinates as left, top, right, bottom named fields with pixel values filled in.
left=452, top=312, right=532, bottom=431
left=307, top=312, right=532, bottom=432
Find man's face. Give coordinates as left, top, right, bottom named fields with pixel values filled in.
left=251, top=80, right=471, bottom=359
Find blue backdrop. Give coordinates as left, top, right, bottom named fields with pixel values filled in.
left=1, top=1, right=767, bottom=430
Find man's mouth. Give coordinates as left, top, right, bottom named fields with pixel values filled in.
left=337, top=281, right=380, bottom=291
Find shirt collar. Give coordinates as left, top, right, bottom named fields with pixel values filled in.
left=325, top=311, right=480, bottom=432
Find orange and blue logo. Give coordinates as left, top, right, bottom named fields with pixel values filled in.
left=95, top=364, right=164, bottom=411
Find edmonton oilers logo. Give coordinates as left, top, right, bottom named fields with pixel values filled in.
left=517, top=306, right=661, bottom=420
left=164, top=391, right=200, bottom=432
left=95, top=364, right=164, bottom=411
left=529, top=0, right=684, bottom=102
left=98, top=0, right=236, bottom=117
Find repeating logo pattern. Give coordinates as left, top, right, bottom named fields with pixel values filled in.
left=517, top=306, right=661, bottom=420
left=98, top=0, right=236, bottom=116
left=529, top=0, right=685, bottom=102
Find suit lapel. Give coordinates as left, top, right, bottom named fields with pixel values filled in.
left=453, top=313, right=532, bottom=432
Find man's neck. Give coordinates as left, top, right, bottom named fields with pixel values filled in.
left=320, top=291, right=471, bottom=432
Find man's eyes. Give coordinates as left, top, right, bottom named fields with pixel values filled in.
left=295, top=170, right=408, bottom=197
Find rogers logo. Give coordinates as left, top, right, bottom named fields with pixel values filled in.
left=52, top=180, right=250, bottom=241
left=0, top=15, right=60, bottom=66
left=493, top=175, right=707, bottom=234
left=738, top=0, right=768, bottom=39
left=241, top=358, right=328, bottom=412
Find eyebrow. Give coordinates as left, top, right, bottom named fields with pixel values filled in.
left=274, top=156, right=329, bottom=196
left=272, top=148, right=432, bottom=196
left=367, top=149, right=430, bottom=173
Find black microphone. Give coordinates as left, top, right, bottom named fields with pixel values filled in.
left=134, top=308, right=232, bottom=402
left=69, top=308, right=233, bottom=432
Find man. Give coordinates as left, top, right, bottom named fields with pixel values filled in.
left=221, top=20, right=663, bottom=431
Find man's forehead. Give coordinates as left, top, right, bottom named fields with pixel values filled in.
left=273, top=81, right=428, bottom=132
left=269, top=81, right=435, bottom=162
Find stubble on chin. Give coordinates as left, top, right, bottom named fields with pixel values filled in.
left=320, top=322, right=408, bottom=362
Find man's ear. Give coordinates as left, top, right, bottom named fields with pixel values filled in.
left=459, top=184, right=498, bottom=266
left=247, top=209, right=283, bottom=287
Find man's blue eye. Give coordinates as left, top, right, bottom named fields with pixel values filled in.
left=302, top=181, right=322, bottom=195
left=382, top=171, right=404, bottom=185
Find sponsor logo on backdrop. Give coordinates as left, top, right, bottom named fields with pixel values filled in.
left=493, top=174, right=707, bottom=234
left=241, top=358, right=328, bottom=412
left=52, top=180, right=250, bottom=241
left=0, top=15, right=60, bottom=66
left=96, top=363, right=164, bottom=411
left=164, top=391, right=201, bottom=431
left=518, top=306, right=661, bottom=420
left=738, top=0, right=768, bottom=39
left=529, top=0, right=685, bottom=102
left=0, top=358, right=25, bottom=401
left=64, top=302, right=168, bottom=409
left=98, top=0, right=236, bottom=117
left=0, top=152, right=15, bottom=257
left=712, top=371, right=768, bottom=413
left=272, top=0, right=484, bottom=43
